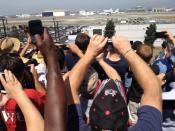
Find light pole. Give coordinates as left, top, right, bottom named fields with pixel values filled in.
left=56, top=21, right=60, bottom=42
left=0, top=17, right=7, bottom=37
left=53, top=17, right=57, bottom=41
left=52, top=18, right=61, bottom=42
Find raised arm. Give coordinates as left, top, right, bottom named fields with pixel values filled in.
left=0, top=70, right=44, bottom=131
left=67, top=44, right=84, bottom=58
left=29, top=64, right=46, bottom=93
left=20, top=37, right=32, bottom=57
left=166, top=31, right=175, bottom=44
left=112, top=36, right=162, bottom=112
left=96, top=53, right=121, bottom=81
left=68, top=35, right=108, bottom=104
left=35, top=28, right=67, bottom=131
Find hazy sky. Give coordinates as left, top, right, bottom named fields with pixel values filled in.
left=0, top=0, right=175, bottom=15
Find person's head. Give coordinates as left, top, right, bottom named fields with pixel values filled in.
left=75, top=33, right=90, bottom=53
left=136, top=44, right=153, bottom=63
left=0, top=53, right=34, bottom=108
left=0, top=37, right=21, bottom=54
left=0, top=53, right=24, bottom=79
left=0, top=53, right=35, bottom=89
left=107, top=47, right=120, bottom=56
left=132, top=41, right=143, bottom=51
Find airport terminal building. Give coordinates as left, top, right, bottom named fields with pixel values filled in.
left=42, top=9, right=66, bottom=17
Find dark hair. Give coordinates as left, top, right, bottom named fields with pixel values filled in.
left=75, top=33, right=90, bottom=53
left=55, top=47, right=65, bottom=70
left=0, top=53, right=35, bottom=89
left=0, top=115, right=6, bottom=131
left=161, top=41, right=168, bottom=49
left=0, top=53, right=24, bottom=79
left=132, top=41, right=143, bottom=50
left=25, top=59, right=38, bottom=66
left=136, top=44, right=153, bottom=63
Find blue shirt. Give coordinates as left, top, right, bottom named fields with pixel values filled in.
left=105, top=58, right=129, bottom=81
left=128, top=106, right=162, bottom=131
left=153, top=59, right=173, bottom=74
left=65, top=53, right=79, bottom=71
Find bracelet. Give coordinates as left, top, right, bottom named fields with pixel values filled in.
left=123, top=49, right=133, bottom=57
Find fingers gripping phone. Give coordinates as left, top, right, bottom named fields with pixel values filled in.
left=28, top=20, right=43, bottom=44
left=29, top=20, right=43, bottom=36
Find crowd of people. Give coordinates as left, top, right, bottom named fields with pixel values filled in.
left=0, top=23, right=175, bottom=131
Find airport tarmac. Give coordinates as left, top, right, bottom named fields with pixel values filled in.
left=1, top=12, right=175, bottom=27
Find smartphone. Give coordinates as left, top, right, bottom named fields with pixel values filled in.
left=0, top=72, right=5, bottom=92
left=105, top=39, right=113, bottom=48
left=155, top=31, right=167, bottom=39
left=28, top=20, right=43, bottom=36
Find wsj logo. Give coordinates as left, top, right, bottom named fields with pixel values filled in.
left=105, top=89, right=117, bottom=97
left=1, top=111, right=23, bottom=122
left=1, top=111, right=15, bottom=122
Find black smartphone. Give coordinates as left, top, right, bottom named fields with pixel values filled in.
left=130, top=41, right=134, bottom=46
left=0, top=81, right=4, bottom=91
left=28, top=20, right=43, bottom=36
left=105, top=39, right=113, bottom=48
left=164, top=71, right=172, bottom=79
left=155, top=31, right=167, bottom=39
left=0, top=72, right=5, bottom=92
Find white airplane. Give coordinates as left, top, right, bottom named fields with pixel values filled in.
left=99, top=12, right=110, bottom=15
left=165, top=8, right=174, bottom=12
left=103, top=8, right=113, bottom=13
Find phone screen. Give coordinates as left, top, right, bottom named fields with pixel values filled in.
left=155, top=32, right=167, bottom=39
left=28, top=20, right=43, bottom=36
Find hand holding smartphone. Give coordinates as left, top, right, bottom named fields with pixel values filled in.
left=28, top=20, right=43, bottom=36
left=155, top=31, right=167, bottom=39
left=28, top=20, right=44, bottom=44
